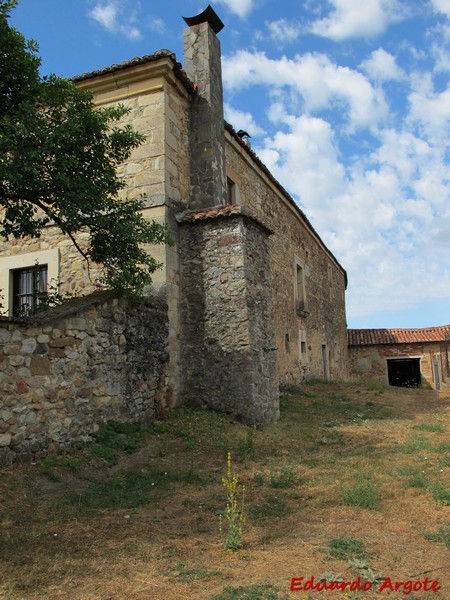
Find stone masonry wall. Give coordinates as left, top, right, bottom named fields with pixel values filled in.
left=183, top=23, right=227, bottom=209
left=179, top=213, right=279, bottom=426
left=0, top=88, right=172, bottom=304
left=349, top=343, right=449, bottom=390
left=0, top=294, right=169, bottom=465
left=225, top=134, right=348, bottom=384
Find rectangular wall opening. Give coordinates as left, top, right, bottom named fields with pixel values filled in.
left=387, top=358, right=421, bottom=387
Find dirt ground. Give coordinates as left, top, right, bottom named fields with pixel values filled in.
left=0, top=382, right=449, bottom=600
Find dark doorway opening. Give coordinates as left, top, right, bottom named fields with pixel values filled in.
left=387, top=358, right=421, bottom=387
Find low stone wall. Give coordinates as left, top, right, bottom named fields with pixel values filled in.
left=0, top=294, right=169, bottom=465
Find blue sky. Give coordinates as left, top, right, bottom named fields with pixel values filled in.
left=9, top=0, right=450, bottom=329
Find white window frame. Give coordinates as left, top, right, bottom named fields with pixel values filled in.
left=0, top=249, right=60, bottom=316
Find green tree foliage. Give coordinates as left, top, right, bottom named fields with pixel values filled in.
left=0, top=0, right=168, bottom=293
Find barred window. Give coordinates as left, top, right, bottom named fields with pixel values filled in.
left=12, top=265, right=48, bottom=316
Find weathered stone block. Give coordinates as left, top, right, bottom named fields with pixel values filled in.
left=0, top=433, right=12, bottom=447
left=30, top=356, right=51, bottom=376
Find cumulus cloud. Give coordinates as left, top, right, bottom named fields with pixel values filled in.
left=247, top=92, right=450, bottom=321
left=408, top=75, right=450, bottom=140
left=360, top=48, right=405, bottom=81
left=216, top=0, right=255, bottom=19
left=431, top=0, right=450, bottom=18
left=224, top=104, right=265, bottom=136
left=266, top=19, right=302, bottom=44
left=223, top=50, right=388, bottom=130
left=89, top=1, right=141, bottom=40
left=310, top=0, right=401, bottom=41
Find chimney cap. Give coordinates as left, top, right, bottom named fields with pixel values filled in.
left=182, top=5, right=224, bottom=34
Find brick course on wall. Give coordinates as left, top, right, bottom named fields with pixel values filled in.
left=0, top=294, right=169, bottom=465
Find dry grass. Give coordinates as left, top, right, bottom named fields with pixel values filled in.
left=0, top=383, right=449, bottom=600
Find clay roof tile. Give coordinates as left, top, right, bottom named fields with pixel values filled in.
left=348, top=325, right=450, bottom=346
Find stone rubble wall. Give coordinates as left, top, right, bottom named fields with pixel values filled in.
left=179, top=214, right=279, bottom=426
left=225, top=134, right=348, bottom=384
left=0, top=294, right=169, bottom=465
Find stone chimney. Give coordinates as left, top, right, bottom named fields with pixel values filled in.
left=183, top=6, right=227, bottom=209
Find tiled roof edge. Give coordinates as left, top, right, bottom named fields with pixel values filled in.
left=348, top=326, right=450, bottom=346
left=72, top=49, right=195, bottom=92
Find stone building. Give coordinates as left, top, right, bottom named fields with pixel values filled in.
left=348, top=326, right=450, bottom=390
left=0, top=7, right=348, bottom=428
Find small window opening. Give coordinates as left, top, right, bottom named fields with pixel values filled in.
left=227, top=177, right=236, bottom=205
left=12, top=265, right=48, bottom=316
left=285, top=332, right=290, bottom=353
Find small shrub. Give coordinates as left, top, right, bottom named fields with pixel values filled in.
left=219, top=452, right=245, bottom=551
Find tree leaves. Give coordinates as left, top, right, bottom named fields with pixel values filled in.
left=0, top=0, right=168, bottom=293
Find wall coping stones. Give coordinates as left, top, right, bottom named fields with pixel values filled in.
left=176, top=204, right=273, bottom=235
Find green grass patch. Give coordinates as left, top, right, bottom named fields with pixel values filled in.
left=327, top=537, right=370, bottom=560
left=159, top=561, right=220, bottom=582
left=431, top=481, right=450, bottom=506
left=250, top=495, right=289, bottom=523
left=434, top=441, right=450, bottom=453
left=212, top=583, right=289, bottom=600
left=406, top=472, right=430, bottom=489
left=269, top=458, right=298, bottom=488
left=88, top=420, right=149, bottom=464
left=41, top=455, right=85, bottom=480
left=424, top=523, right=450, bottom=548
left=341, top=471, right=381, bottom=510
left=398, top=433, right=433, bottom=454
left=73, top=467, right=174, bottom=509
left=413, top=423, right=445, bottom=433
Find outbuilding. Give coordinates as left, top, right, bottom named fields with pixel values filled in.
left=348, top=326, right=450, bottom=390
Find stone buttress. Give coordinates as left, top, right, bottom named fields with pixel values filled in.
left=178, top=7, right=279, bottom=425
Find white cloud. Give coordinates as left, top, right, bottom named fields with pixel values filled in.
left=248, top=94, right=450, bottom=321
left=360, top=48, right=405, bottom=81
left=310, top=0, right=401, bottom=41
left=408, top=75, right=450, bottom=140
left=216, top=0, right=255, bottom=19
left=149, top=17, right=165, bottom=33
left=223, top=50, right=388, bottom=130
left=224, top=104, right=265, bottom=136
left=90, top=3, right=116, bottom=31
left=431, top=0, right=450, bottom=18
left=89, top=1, right=142, bottom=40
left=266, top=19, right=301, bottom=44
left=259, top=113, right=346, bottom=202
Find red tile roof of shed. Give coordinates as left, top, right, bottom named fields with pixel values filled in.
left=348, top=325, right=450, bottom=346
